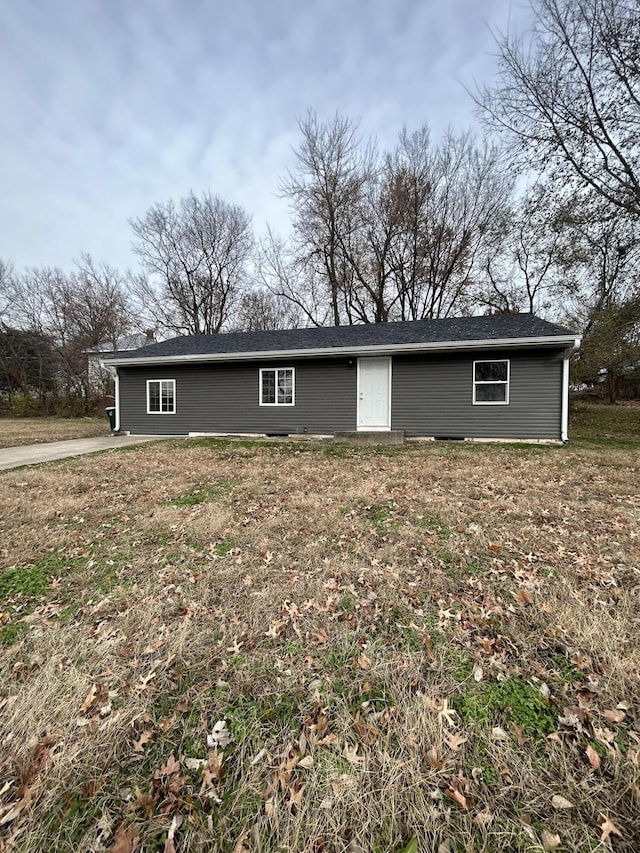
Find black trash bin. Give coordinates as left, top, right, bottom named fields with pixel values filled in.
left=105, top=406, right=117, bottom=432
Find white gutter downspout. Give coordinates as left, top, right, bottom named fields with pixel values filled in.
left=561, top=338, right=581, bottom=442
left=114, top=370, right=121, bottom=433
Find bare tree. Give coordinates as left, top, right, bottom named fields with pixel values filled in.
left=257, top=228, right=335, bottom=327
left=0, top=259, right=12, bottom=322
left=232, top=287, right=302, bottom=332
left=131, top=190, right=254, bottom=335
left=276, top=114, right=510, bottom=324
left=5, top=259, right=133, bottom=406
left=279, top=112, right=373, bottom=326
left=385, top=128, right=511, bottom=320
left=477, top=0, right=640, bottom=216
left=476, top=182, right=571, bottom=315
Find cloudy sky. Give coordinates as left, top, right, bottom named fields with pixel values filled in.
left=0, top=0, right=532, bottom=272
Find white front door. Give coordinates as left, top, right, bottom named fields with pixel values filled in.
left=357, top=358, right=391, bottom=430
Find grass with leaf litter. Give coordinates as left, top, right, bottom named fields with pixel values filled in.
left=0, top=416, right=639, bottom=852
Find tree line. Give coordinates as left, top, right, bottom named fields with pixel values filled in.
left=1, top=0, right=639, bottom=411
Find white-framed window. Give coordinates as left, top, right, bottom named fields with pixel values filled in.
left=473, top=360, right=510, bottom=405
left=147, top=379, right=176, bottom=414
left=259, top=368, right=295, bottom=406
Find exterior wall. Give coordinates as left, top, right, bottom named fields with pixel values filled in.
left=392, top=348, right=564, bottom=439
left=118, top=347, right=564, bottom=439
left=118, top=358, right=357, bottom=435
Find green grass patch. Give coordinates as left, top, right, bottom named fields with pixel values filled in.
left=453, top=677, right=557, bottom=739
left=164, top=479, right=239, bottom=507
left=0, top=553, right=66, bottom=603
left=212, top=538, right=234, bottom=557
left=570, top=400, right=640, bottom=447
left=0, top=621, right=28, bottom=646
left=413, top=513, right=451, bottom=537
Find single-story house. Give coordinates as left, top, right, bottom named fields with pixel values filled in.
left=104, top=314, right=581, bottom=442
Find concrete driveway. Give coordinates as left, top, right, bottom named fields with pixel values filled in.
left=0, top=435, right=168, bottom=471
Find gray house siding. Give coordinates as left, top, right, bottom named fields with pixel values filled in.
left=392, top=348, right=564, bottom=439
left=118, top=348, right=564, bottom=439
left=118, top=358, right=357, bottom=435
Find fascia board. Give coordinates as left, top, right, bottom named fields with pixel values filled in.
left=105, top=334, right=582, bottom=367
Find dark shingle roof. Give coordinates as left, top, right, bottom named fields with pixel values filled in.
left=108, top=314, right=577, bottom=362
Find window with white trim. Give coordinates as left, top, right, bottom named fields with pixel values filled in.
left=260, top=368, right=295, bottom=406
left=147, top=379, right=176, bottom=414
left=473, top=360, right=510, bottom=405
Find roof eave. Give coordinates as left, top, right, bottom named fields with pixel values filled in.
left=105, top=334, right=582, bottom=367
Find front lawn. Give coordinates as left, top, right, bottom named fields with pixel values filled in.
left=0, top=428, right=638, bottom=850
left=0, top=417, right=110, bottom=448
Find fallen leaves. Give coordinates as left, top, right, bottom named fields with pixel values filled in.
left=602, top=708, right=626, bottom=724
left=207, top=720, right=232, bottom=749
left=444, top=775, right=468, bottom=810
left=154, top=754, right=181, bottom=779
left=585, top=743, right=601, bottom=771
left=598, top=813, right=623, bottom=843
left=551, top=794, right=574, bottom=810
left=0, top=788, right=33, bottom=828
left=541, top=830, right=561, bottom=850
left=437, top=699, right=458, bottom=729
left=110, top=823, right=139, bottom=853
left=514, top=588, right=534, bottom=606
left=133, top=730, right=154, bottom=753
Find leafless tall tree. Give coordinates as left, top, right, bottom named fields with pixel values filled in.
left=477, top=0, right=640, bottom=217
left=279, top=112, right=373, bottom=326
left=5, top=258, right=132, bottom=404
left=274, top=113, right=510, bottom=324
left=131, top=190, right=254, bottom=335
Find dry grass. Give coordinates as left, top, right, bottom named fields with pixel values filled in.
left=0, top=418, right=110, bottom=448
left=0, top=428, right=639, bottom=852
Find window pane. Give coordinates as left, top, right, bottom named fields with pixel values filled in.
left=278, top=369, right=293, bottom=404
left=476, top=383, right=507, bottom=402
left=262, top=371, right=275, bottom=404
left=149, top=383, right=160, bottom=412
left=161, top=382, right=174, bottom=412
left=475, top=361, right=507, bottom=382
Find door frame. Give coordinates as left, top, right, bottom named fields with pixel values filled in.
left=356, top=357, right=392, bottom=431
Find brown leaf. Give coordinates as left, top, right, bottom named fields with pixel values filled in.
left=0, top=789, right=32, bottom=827
left=133, top=730, right=154, bottom=753
left=444, top=778, right=467, bottom=810
left=424, top=634, right=434, bottom=661
left=488, top=543, right=501, bottom=554
left=358, top=653, right=372, bottom=670
left=81, top=683, right=100, bottom=713
left=110, top=824, right=140, bottom=853
left=585, top=744, right=601, bottom=771
left=445, top=732, right=468, bottom=752
left=287, top=782, right=305, bottom=812
left=312, top=629, right=330, bottom=646
left=598, top=814, right=623, bottom=843
left=353, top=716, right=379, bottom=746
left=474, top=808, right=493, bottom=828
left=603, top=708, right=626, bottom=723
left=541, top=830, right=561, bottom=850
left=514, top=588, right=533, bottom=606
left=154, top=754, right=180, bottom=779
left=232, top=829, right=250, bottom=853
left=129, top=789, right=156, bottom=818
left=205, top=749, right=224, bottom=782
left=425, top=746, right=447, bottom=772
left=511, top=724, right=529, bottom=747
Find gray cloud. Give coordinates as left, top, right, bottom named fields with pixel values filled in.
left=0, top=0, right=532, bottom=270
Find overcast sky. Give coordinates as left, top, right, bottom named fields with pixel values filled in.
left=0, top=0, right=533, bottom=272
